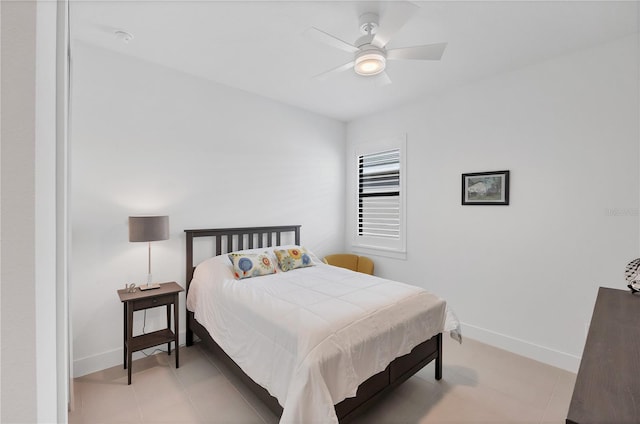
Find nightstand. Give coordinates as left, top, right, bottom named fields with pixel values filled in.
left=117, top=281, right=184, bottom=384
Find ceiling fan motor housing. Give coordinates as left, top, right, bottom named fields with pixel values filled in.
left=355, top=34, right=376, bottom=48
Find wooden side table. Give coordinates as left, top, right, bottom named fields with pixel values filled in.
left=117, top=281, right=184, bottom=384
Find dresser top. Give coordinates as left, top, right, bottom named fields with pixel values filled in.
left=566, top=287, right=640, bottom=424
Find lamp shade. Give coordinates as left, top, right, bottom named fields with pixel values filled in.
left=128, top=216, right=169, bottom=242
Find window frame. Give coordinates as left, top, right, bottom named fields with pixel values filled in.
left=350, top=135, right=407, bottom=259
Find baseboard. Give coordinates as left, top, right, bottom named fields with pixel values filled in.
left=73, top=331, right=188, bottom=377
left=461, top=322, right=581, bottom=373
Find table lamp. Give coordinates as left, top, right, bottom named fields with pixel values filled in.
left=129, top=215, right=169, bottom=290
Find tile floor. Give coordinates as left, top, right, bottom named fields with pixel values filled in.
left=68, top=336, right=576, bottom=423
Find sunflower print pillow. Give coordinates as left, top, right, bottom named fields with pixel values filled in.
left=228, top=252, right=276, bottom=280
left=274, top=247, right=314, bottom=272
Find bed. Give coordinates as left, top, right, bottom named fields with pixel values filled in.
left=185, top=225, right=448, bottom=423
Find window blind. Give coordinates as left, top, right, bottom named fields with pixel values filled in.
left=358, top=148, right=400, bottom=239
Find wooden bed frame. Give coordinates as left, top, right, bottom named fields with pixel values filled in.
left=184, top=225, right=443, bottom=423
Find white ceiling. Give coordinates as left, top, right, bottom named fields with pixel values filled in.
left=71, top=0, right=639, bottom=122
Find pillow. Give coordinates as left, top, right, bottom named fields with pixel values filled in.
left=228, top=252, right=276, bottom=280
left=275, top=245, right=323, bottom=265
left=274, top=247, right=315, bottom=272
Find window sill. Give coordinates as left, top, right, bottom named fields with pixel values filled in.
left=351, top=245, right=407, bottom=260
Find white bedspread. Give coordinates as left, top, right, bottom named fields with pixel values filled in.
left=187, top=254, right=447, bottom=424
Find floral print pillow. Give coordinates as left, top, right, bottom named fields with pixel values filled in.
left=274, top=247, right=314, bottom=272
left=228, top=252, right=276, bottom=280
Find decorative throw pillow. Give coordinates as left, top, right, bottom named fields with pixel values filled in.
left=274, top=247, right=314, bottom=272
left=228, top=252, right=276, bottom=280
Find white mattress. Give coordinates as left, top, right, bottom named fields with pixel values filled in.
left=187, top=253, right=447, bottom=424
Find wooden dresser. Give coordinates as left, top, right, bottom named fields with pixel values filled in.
left=566, top=287, right=640, bottom=424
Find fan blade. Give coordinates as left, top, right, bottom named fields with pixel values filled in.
left=314, top=61, right=355, bottom=81
left=374, top=71, right=392, bottom=87
left=373, top=1, right=419, bottom=47
left=304, top=27, right=359, bottom=53
left=387, top=42, right=447, bottom=61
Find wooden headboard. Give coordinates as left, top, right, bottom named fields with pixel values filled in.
left=184, top=225, right=301, bottom=292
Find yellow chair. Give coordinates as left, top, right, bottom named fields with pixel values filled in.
left=323, top=254, right=374, bottom=275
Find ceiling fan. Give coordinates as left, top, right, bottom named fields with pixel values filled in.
left=305, top=2, right=446, bottom=85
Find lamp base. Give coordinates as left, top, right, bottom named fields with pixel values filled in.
left=139, top=283, right=161, bottom=291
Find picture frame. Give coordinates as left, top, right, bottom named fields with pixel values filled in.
left=462, top=170, right=510, bottom=205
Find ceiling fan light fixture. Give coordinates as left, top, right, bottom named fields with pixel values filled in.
left=354, top=52, right=386, bottom=76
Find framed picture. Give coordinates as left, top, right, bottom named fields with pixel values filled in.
left=462, top=170, right=510, bottom=205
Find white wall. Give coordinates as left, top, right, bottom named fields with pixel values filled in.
left=346, top=35, right=640, bottom=372
left=70, top=43, right=346, bottom=376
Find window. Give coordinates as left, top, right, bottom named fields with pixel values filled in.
left=352, top=136, right=406, bottom=257
left=358, top=149, right=400, bottom=238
